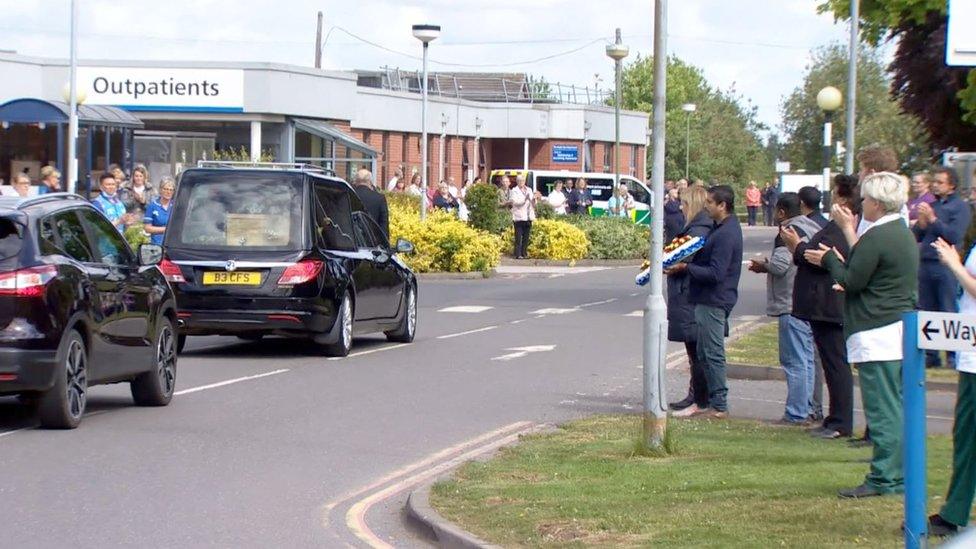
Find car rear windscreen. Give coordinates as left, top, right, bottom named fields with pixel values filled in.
left=0, top=218, right=23, bottom=261
left=168, top=172, right=305, bottom=251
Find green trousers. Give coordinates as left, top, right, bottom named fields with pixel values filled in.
left=940, top=372, right=976, bottom=527
left=856, top=360, right=904, bottom=493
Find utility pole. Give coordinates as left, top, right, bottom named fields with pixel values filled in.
left=644, top=0, right=669, bottom=451
left=67, top=0, right=79, bottom=194
left=314, top=11, right=323, bottom=68
left=845, top=0, right=858, bottom=174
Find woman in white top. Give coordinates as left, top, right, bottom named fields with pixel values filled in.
left=509, top=174, right=536, bottom=259
left=929, top=232, right=976, bottom=536
left=546, top=180, right=568, bottom=215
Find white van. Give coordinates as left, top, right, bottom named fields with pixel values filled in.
left=488, top=169, right=651, bottom=225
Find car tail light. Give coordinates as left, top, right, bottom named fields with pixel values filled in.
left=0, top=265, right=58, bottom=297
left=277, top=260, right=323, bottom=285
left=158, top=259, right=186, bottom=283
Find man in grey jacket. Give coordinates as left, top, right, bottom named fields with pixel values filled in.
left=748, top=192, right=822, bottom=425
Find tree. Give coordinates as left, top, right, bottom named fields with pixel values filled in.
left=818, top=0, right=976, bottom=151
left=780, top=44, right=931, bottom=174
left=619, top=55, right=772, bottom=189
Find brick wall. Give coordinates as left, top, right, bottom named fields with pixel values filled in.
left=332, top=121, right=646, bottom=187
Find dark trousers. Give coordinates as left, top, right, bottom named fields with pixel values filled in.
left=513, top=220, right=532, bottom=258
left=763, top=205, right=775, bottom=226
left=940, top=371, right=976, bottom=526
left=746, top=206, right=758, bottom=226
left=684, top=340, right=709, bottom=407
left=919, top=263, right=959, bottom=367
left=810, top=320, right=853, bottom=435
left=695, top=304, right=729, bottom=411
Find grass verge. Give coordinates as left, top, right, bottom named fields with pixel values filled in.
left=727, top=321, right=959, bottom=384
left=430, top=415, right=962, bottom=548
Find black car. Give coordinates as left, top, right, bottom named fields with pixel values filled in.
left=162, top=164, right=417, bottom=357
left=0, top=194, right=178, bottom=428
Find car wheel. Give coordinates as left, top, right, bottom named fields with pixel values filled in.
left=176, top=334, right=187, bottom=354
left=385, top=284, right=416, bottom=343
left=323, top=295, right=353, bottom=357
left=37, top=330, right=87, bottom=429
left=131, top=318, right=177, bottom=406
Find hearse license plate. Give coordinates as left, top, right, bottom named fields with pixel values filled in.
left=202, top=271, right=261, bottom=285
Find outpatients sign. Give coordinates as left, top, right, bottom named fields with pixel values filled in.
left=77, top=67, right=244, bottom=112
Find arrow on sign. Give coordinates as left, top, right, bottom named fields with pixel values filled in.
left=922, top=320, right=939, bottom=341
left=491, top=345, right=556, bottom=361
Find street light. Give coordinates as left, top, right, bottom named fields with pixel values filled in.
left=816, top=86, right=842, bottom=206
left=681, top=103, right=696, bottom=180
left=606, top=28, right=629, bottom=186
left=412, top=23, right=440, bottom=221
left=67, top=0, right=80, bottom=194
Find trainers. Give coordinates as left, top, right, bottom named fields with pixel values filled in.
left=671, top=404, right=700, bottom=418
left=669, top=396, right=694, bottom=411
left=928, top=514, right=959, bottom=537
left=771, top=418, right=809, bottom=427
left=693, top=408, right=728, bottom=420
left=838, top=484, right=884, bottom=499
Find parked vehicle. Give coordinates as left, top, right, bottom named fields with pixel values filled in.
left=162, top=162, right=417, bottom=357
left=0, top=194, right=178, bottom=428
left=488, top=169, right=652, bottom=224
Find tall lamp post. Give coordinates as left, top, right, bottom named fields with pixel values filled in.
left=606, top=28, right=629, bottom=186
left=816, top=86, right=842, bottom=204
left=643, top=0, right=668, bottom=452
left=412, top=24, right=440, bottom=221
left=67, top=0, right=79, bottom=194
left=681, top=103, right=696, bottom=180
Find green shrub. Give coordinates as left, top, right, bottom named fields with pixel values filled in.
left=534, top=200, right=555, bottom=220
left=465, top=183, right=512, bottom=234
left=124, top=224, right=151, bottom=250
left=502, top=218, right=589, bottom=260
left=564, top=216, right=648, bottom=260
left=384, top=191, right=422, bottom=215
left=389, top=199, right=501, bottom=273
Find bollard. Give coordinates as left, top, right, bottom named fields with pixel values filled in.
left=901, top=312, right=928, bottom=548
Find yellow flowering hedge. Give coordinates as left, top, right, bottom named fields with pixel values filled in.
left=502, top=218, right=589, bottom=260
left=388, top=197, right=502, bottom=274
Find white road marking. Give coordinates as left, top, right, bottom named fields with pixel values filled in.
left=437, top=305, right=493, bottom=313
left=530, top=307, right=579, bottom=315
left=510, top=319, right=527, bottom=325
left=344, top=425, right=537, bottom=548
left=0, top=427, right=31, bottom=439
left=492, top=344, right=557, bottom=361
left=630, top=292, right=641, bottom=297
left=328, top=344, right=409, bottom=360
left=579, top=298, right=618, bottom=308
left=625, top=310, right=643, bottom=317
left=174, top=369, right=290, bottom=395
left=548, top=274, right=565, bottom=278
left=322, top=421, right=533, bottom=531
left=436, top=325, right=498, bottom=339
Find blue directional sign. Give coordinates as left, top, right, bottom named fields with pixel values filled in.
left=552, top=144, right=579, bottom=163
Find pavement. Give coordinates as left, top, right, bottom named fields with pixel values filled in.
left=0, top=226, right=960, bottom=548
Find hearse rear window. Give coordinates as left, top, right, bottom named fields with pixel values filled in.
left=168, top=173, right=305, bottom=250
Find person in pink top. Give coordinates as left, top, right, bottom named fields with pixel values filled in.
left=745, top=181, right=762, bottom=226
left=509, top=174, right=537, bottom=259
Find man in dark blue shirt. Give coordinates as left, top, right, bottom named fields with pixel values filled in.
left=914, top=166, right=973, bottom=368
left=665, top=185, right=743, bottom=418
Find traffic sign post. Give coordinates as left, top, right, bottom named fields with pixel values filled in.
left=902, top=312, right=928, bottom=549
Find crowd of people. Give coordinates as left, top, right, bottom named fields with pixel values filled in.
left=2, top=164, right=175, bottom=242
left=663, top=143, right=976, bottom=537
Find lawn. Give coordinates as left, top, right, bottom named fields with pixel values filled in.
left=431, top=416, right=963, bottom=548
left=727, top=322, right=960, bottom=383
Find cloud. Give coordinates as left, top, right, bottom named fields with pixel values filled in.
left=0, top=0, right=851, bottom=131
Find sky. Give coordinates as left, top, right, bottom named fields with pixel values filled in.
left=1, top=0, right=855, bottom=137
